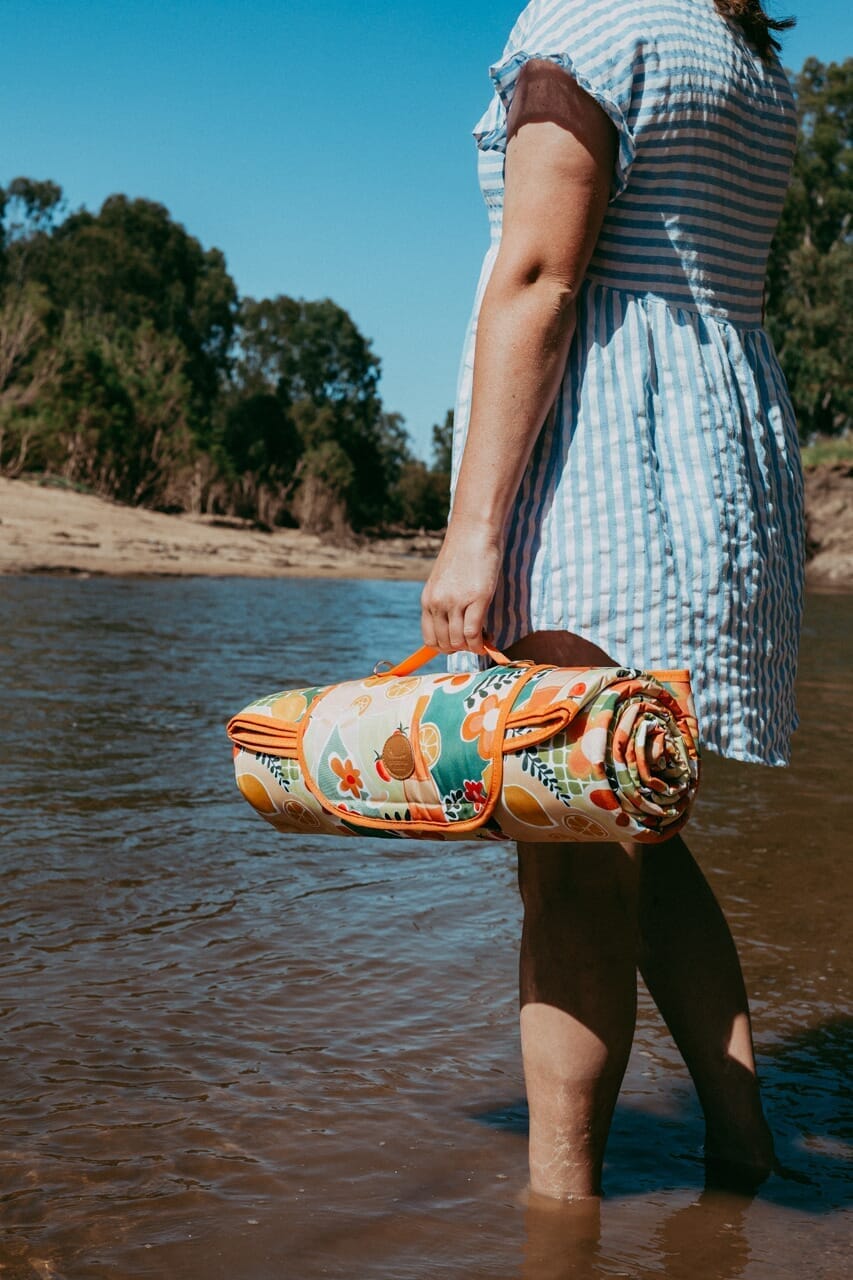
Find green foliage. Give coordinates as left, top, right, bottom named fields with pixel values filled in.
left=36, top=315, right=195, bottom=505
left=800, top=432, right=853, bottom=466
left=0, top=176, right=454, bottom=533
left=228, top=296, right=405, bottom=531
left=292, top=440, right=355, bottom=535
left=766, top=58, right=853, bottom=438
left=221, top=393, right=299, bottom=477
left=1, top=179, right=63, bottom=291
left=395, top=459, right=450, bottom=530
left=380, top=409, right=453, bottom=531
left=0, top=280, right=60, bottom=474
left=4, top=188, right=238, bottom=434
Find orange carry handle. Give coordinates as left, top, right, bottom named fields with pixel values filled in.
left=385, top=637, right=515, bottom=677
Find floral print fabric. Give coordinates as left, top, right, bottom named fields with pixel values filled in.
left=227, top=660, right=701, bottom=844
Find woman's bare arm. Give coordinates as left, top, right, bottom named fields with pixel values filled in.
left=421, top=60, right=617, bottom=653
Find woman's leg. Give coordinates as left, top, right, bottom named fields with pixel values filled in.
left=508, top=630, right=639, bottom=1197
left=517, top=837, right=640, bottom=1198
left=506, top=630, right=773, bottom=1193
left=633, top=833, right=774, bottom=1177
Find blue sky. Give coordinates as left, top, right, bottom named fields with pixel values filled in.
left=2, top=1, right=850, bottom=459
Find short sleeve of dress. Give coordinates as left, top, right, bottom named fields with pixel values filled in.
left=472, top=0, right=640, bottom=200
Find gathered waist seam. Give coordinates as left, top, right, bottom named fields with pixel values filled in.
left=580, top=275, right=764, bottom=331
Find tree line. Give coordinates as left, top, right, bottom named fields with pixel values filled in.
left=0, top=182, right=452, bottom=533
left=0, top=57, right=849, bottom=533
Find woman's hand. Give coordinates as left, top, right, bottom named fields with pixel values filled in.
left=420, top=516, right=503, bottom=654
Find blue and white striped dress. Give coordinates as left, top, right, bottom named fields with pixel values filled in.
left=449, top=0, right=806, bottom=766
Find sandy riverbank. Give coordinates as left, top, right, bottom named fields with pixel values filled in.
left=0, top=476, right=441, bottom=581
left=1, top=466, right=852, bottom=586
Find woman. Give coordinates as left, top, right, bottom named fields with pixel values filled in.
left=421, top=0, right=803, bottom=1199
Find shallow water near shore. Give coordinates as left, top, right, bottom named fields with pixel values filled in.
left=0, top=576, right=850, bottom=1279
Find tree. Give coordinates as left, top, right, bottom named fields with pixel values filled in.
left=231, top=295, right=399, bottom=530
left=34, top=315, right=195, bottom=505
left=766, top=58, right=853, bottom=438
left=3, top=178, right=64, bottom=245
left=101, top=321, right=196, bottom=505
left=0, top=282, right=59, bottom=474
left=1, top=179, right=64, bottom=290
left=387, top=409, right=453, bottom=530
left=4, top=188, right=238, bottom=436
left=394, top=459, right=449, bottom=529
left=0, top=176, right=445, bottom=530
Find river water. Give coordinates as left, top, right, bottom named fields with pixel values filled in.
left=0, top=576, right=850, bottom=1279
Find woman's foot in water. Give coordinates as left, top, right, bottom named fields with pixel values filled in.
left=703, top=1108, right=776, bottom=1191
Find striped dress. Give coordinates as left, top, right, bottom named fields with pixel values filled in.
left=449, top=0, right=806, bottom=766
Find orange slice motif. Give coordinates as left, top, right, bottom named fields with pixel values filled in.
left=419, top=722, right=442, bottom=769
left=561, top=811, right=610, bottom=839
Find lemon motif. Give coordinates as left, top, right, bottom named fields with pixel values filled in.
left=237, top=773, right=277, bottom=816
left=503, top=785, right=553, bottom=827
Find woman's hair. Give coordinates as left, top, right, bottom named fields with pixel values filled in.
left=712, top=0, right=795, bottom=61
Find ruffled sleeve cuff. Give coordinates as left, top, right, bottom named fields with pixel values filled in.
left=472, top=47, right=637, bottom=202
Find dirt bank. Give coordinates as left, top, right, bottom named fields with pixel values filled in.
left=803, top=461, right=853, bottom=588
left=0, top=477, right=440, bottom=581
left=1, top=466, right=851, bottom=587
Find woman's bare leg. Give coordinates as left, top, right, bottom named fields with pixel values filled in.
left=508, top=630, right=639, bottom=1197
left=517, top=838, right=640, bottom=1198
left=634, top=833, right=774, bottom=1177
left=506, top=630, right=773, bottom=1193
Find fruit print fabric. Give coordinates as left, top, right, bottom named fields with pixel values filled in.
left=227, top=659, right=701, bottom=844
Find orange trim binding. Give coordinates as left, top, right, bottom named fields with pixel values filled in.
left=294, top=662, right=543, bottom=835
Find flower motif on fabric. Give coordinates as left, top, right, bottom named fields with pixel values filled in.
left=462, top=778, right=487, bottom=811
left=461, top=693, right=502, bottom=760
left=330, top=755, right=364, bottom=799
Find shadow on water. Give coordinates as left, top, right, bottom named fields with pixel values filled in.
left=473, top=1014, right=853, bottom=1213
left=468, top=1017, right=851, bottom=1280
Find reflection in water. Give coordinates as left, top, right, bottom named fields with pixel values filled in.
left=521, top=1193, right=603, bottom=1279
left=0, top=577, right=850, bottom=1278
left=520, top=1187, right=753, bottom=1280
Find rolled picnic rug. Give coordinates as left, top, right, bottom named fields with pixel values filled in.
left=226, top=645, right=701, bottom=844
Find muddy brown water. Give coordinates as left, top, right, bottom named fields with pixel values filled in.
left=0, top=576, right=850, bottom=1279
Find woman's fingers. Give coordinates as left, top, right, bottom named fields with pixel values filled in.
left=446, top=608, right=469, bottom=652
left=421, top=585, right=479, bottom=654
left=421, top=527, right=502, bottom=653
left=422, top=599, right=486, bottom=654
left=420, top=601, right=439, bottom=651
left=429, top=607, right=454, bottom=655
left=421, top=594, right=467, bottom=654
left=462, top=600, right=488, bottom=654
